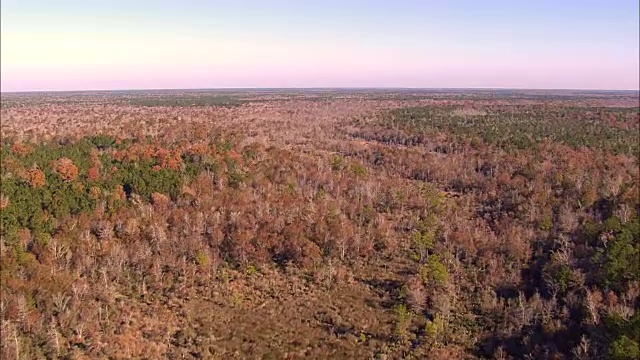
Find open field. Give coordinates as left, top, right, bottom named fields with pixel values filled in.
left=1, top=90, right=639, bottom=359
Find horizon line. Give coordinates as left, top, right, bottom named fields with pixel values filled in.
left=2, top=86, right=639, bottom=95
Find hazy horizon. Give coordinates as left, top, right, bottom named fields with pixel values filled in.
left=3, top=86, right=640, bottom=95
left=2, top=0, right=639, bottom=92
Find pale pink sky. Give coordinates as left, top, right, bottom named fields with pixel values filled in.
left=2, top=0, right=639, bottom=91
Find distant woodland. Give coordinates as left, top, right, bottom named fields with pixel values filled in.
left=1, top=90, right=638, bottom=359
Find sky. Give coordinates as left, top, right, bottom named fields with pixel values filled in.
left=1, top=0, right=639, bottom=91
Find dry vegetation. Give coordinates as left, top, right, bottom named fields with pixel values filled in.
left=0, top=90, right=639, bottom=359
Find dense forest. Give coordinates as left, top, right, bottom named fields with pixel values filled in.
left=0, top=90, right=638, bottom=359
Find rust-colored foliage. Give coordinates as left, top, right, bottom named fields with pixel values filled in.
left=53, top=157, right=79, bottom=182
left=227, top=149, right=244, bottom=164
left=113, top=150, right=125, bottom=162
left=89, top=186, right=101, bottom=200
left=90, top=148, right=101, bottom=167
left=27, top=166, right=46, bottom=187
left=151, top=192, right=170, bottom=212
left=186, top=142, right=211, bottom=156
left=155, top=148, right=183, bottom=170
left=11, top=141, right=33, bottom=156
left=88, top=166, right=100, bottom=181
left=113, top=185, right=127, bottom=201
left=0, top=91, right=638, bottom=360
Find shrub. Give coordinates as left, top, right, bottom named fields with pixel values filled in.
left=351, top=163, right=367, bottom=177
left=27, top=166, right=46, bottom=188
left=88, top=134, right=117, bottom=149
left=603, top=226, right=640, bottom=291
left=195, top=250, right=209, bottom=268
left=425, top=314, right=446, bottom=347
left=151, top=192, right=170, bottom=211
left=330, top=155, right=345, bottom=171
left=412, top=229, right=436, bottom=261
left=610, top=335, right=639, bottom=360
left=12, top=141, right=33, bottom=156
left=89, top=186, right=101, bottom=200
left=420, top=254, right=449, bottom=287
left=394, top=304, right=412, bottom=338
left=88, top=166, right=100, bottom=181
left=227, top=170, right=246, bottom=189
left=53, top=158, right=79, bottom=182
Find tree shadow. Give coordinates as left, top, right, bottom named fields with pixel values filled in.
left=358, top=277, right=406, bottom=309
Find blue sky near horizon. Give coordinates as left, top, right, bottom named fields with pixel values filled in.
left=1, top=0, right=638, bottom=91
